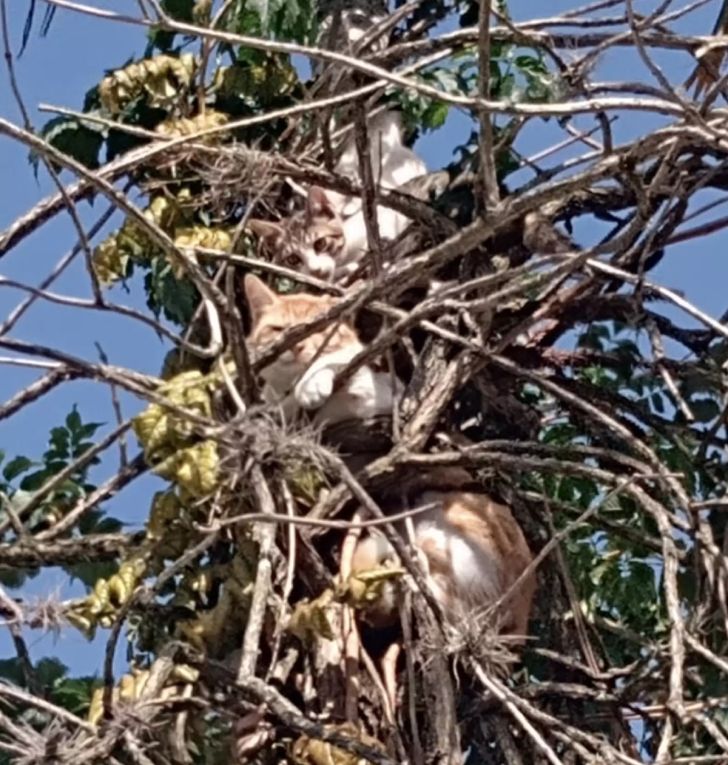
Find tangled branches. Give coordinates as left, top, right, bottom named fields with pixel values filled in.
left=1, top=0, right=728, bottom=763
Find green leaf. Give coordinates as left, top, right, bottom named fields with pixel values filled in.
left=65, top=407, right=82, bottom=435
left=0, top=567, right=38, bottom=589
left=0, top=656, right=67, bottom=691
left=2, top=456, right=34, bottom=482
left=422, top=101, right=449, bottom=130
left=162, top=0, right=194, bottom=20
left=144, top=262, right=200, bottom=326
left=49, top=426, right=70, bottom=454
left=77, top=508, right=122, bottom=535
left=79, top=422, right=103, bottom=439
left=20, top=468, right=54, bottom=491
left=33, top=116, right=103, bottom=173
left=0, top=658, right=25, bottom=685
left=34, top=657, right=68, bottom=689
left=691, top=398, right=720, bottom=423
left=651, top=392, right=665, bottom=414
left=51, top=676, right=99, bottom=716
left=514, top=54, right=548, bottom=75
left=64, top=559, right=118, bottom=589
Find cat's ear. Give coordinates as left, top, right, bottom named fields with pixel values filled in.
left=243, top=274, right=277, bottom=322
left=248, top=219, right=284, bottom=245
left=306, top=186, right=337, bottom=221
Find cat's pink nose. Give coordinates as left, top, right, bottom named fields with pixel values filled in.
left=309, top=264, right=333, bottom=280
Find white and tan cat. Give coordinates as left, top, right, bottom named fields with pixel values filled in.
left=249, top=110, right=427, bottom=282
left=351, top=490, right=535, bottom=634
left=347, top=486, right=536, bottom=713
left=244, top=274, right=400, bottom=425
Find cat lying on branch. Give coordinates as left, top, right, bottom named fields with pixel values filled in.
left=244, top=274, right=402, bottom=425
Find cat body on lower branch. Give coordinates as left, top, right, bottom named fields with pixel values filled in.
left=347, top=479, right=536, bottom=715
left=352, top=489, right=536, bottom=637
left=244, top=274, right=400, bottom=425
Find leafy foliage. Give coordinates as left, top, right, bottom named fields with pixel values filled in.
left=6, top=0, right=728, bottom=762
left=31, top=116, right=104, bottom=174
left=0, top=407, right=122, bottom=588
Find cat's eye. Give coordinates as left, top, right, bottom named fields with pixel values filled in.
left=285, top=254, right=300, bottom=266
left=313, top=239, right=328, bottom=254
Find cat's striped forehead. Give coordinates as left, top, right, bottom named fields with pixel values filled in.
left=249, top=290, right=359, bottom=349
left=258, top=291, right=338, bottom=324
left=280, top=212, right=342, bottom=248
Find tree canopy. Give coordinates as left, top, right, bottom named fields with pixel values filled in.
left=2, top=0, right=728, bottom=763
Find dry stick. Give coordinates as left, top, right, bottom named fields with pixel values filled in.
left=383, top=14, right=718, bottom=65
left=95, top=343, right=128, bottom=467
left=400, top=449, right=690, bottom=533
left=0, top=367, right=78, bottom=422
left=399, top=595, right=424, bottom=765
left=197, top=500, right=442, bottom=534
left=573, top=0, right=713, bottom=87
left=625, top=0, right=693, bottom=110
left=339, top=508, right=364, bottom=725
left=353, top=102, right=383, bottom=273
left=35, top=453, right=148, bottom=540
left=264, top=480, right=297, bottom=683
left=0, top=532, right=136, bottom=569
left=322, top=453, right=447, bottom=627
left=2, top=4, right=724, bottom=760
left=0, top=194, right=125, bottom=337
left=489, top=353, right=693, bottom=512
left=101, top=532, right=220, bottom=719
left=227, top=674, right=395, bottom=765
left=237, top=465, right=277, bottom=680
left=47, top=0, right=692, bottom=119
left=0, top=118, right=223, bottom=360
left=647, top=319, right=695, bottom=423
left=0, top=339, right=228, bottom=446
left=486, top=475, right=645, bottom=626
left=547, top=521, right=638, bottom=750
left=0, top=682, right=96, bottom=733
left=124, top=731, right=157, bottom=765
left=6, top=37, right=453, bottom=261
left=0, top=275, right=216, bottom=355
left=1, top=20, right=723, bottom=269
left=195, top=0, right=236, bottom=113
left=7, top=622, right=40, bottom=696
left=330, top=252, right=586, bottom=396
left=582, top=255, right=728, bottom=340
left=472, top=664, right=563, bottom=765
left=684, top=632, right=728, bottom=677
left=0, top=0, right=103, bottom=303
left=474, top=665, right=645, bottom=765
left=477, top=0, right=500, bottom=212
left=350, top=101, right=402, bottom=441
left=0, top=421, right=132, bottom=538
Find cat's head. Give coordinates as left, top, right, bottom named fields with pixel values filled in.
left=248, top=187, right=344, bottom=281
left=243, top=274, right=359, bottom=389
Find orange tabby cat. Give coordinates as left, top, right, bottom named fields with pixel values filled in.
left=351, top=490, right=536, bottom=635
left=244, top=274, right=400, bottom=425
left=348, top=487, right=535, bottom=713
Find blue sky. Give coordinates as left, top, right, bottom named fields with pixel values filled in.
left=0, top=0, right=725, bottom=681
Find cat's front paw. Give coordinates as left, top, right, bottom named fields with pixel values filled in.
left=294, top=368, right=335, bottom=410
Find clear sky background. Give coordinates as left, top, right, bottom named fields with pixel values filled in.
left=0, top=0, right=725, bottom=681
